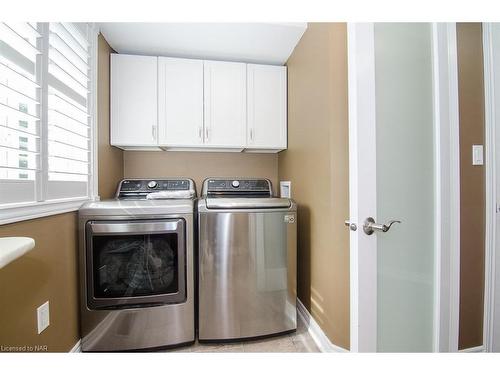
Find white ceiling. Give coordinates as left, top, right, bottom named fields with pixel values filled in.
left=98, top=23, right=307, bottom=65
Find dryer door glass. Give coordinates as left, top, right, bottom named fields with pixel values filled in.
left=86, top=219, right=186, bottom=309
left=93, top=233, right=178, bottom=297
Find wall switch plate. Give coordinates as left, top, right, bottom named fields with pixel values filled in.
left=280, top=181, right=291, bottom=198
left=37, top=301, right=50, bottom=334
left=472, top=144, right=484, bottom=165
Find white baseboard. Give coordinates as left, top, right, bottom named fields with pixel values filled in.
left=296, top=298, right=349, bottom=353
left=69, top=302, right=346, bottom=353
left=69, top=339, right=82, bottom=353
left=459, top=345, right=485, bottom=353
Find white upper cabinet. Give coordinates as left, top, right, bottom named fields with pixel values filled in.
left=110, top=54, right=159, bottom=149
left=203, top=61, right=247, bottom=149
left=246, top=64, right=287, bottom=151
left=158, top=57, right=204, bottom=147
left=110, top=54, right=287, bottom=152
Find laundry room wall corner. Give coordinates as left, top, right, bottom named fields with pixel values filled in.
left=278, top=22, right=350, bottom=350
left=98, top=33, right=124, bottom=198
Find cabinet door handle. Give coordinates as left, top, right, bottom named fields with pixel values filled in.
left=198, top=127, right=203, bottom=141
left=250, top=129, right=254, bottom=142
left=152, top=125, right=156, bottom=141
left=205, top=128, right=210, bottom=141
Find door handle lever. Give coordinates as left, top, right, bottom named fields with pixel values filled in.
left=363, top=217, right=401, bottom=235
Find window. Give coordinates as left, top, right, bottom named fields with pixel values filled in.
left=0, top=22, right=97, bottom=224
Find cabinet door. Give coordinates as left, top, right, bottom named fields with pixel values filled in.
left=247, top=64, right=287, bottom=150
left=110, top=54, right=158, bottom=147
left=158, top=57, right=204, bottom=147
left=204, top=61, right=246, bottom=148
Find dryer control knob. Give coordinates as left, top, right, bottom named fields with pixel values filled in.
left=148, top=180, right=158, bottom=189
left=231, top=180, right=240, bottom=188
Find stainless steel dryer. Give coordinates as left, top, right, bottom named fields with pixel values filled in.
left=78, top=178, right=196, bottom=351
left=198, top=178, right=297, bottom=342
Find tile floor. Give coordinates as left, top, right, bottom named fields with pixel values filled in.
left=164, top=317, right=320, bottom=353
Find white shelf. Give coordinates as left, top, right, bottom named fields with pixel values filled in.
left=0, top=237, right=35, bottom=269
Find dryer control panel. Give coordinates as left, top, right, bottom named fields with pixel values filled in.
left=116, top=179, right=194, bottom=199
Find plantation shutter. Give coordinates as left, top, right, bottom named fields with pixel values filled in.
left=46, top=22, right=92, bottom=199
left=0, top=22, right=41, bottom=204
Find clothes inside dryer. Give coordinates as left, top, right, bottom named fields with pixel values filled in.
left=93, top=234, right=178, bottom=299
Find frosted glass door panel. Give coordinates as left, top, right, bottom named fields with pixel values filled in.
left=374, top=23, right=435, bottom=352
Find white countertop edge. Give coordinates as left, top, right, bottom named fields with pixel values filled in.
left=0, top=237, right=35, bottom=269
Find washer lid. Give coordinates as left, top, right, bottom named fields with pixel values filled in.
left=205, top=197, right=291, bottom=209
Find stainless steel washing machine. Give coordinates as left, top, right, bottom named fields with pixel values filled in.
left=198, top=178, right=297, bottom=342
left=78, top=178, right=196, bottom=351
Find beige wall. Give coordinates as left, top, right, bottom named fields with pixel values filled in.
left=457, top=23, right=486, bottom=350
left=0, top=213, right=79, bottom=352
left=124, top=151, right=278, bottom=195
left=278, top=23, right=350, bottom=349
left=98, top=34, right=123, bottom=199
left=0, top=34, right=123, bottom=353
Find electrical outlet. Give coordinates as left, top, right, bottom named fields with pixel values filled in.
left=37, top=301, right=50, bottom=334
left=280, top=181, right=291, bottom=198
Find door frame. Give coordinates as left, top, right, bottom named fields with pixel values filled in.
left=347, top=22, right=461, bottom=352
left=482, top=22, right=498, bottom=353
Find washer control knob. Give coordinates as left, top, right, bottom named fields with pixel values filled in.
left=231, top=180, right=240, bottom=188
left=147, top=180, right=158, bottom=189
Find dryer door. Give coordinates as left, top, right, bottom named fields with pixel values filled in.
left=85, top=219, right=186, bottom=309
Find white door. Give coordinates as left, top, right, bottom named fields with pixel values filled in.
left=203, top=60, right=246, bottom=148
left=110, top=54, right=158, bottom=147
left=246, top=64, right=287, bottom=150
left=347, top=23, right=460, bottom=352
left=158, top=57, right=204, bottom=147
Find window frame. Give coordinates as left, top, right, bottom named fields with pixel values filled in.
left=0, top=22, right=99, bottom=225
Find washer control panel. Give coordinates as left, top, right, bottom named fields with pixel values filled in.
left=204, top=178, right=272, bottom=197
